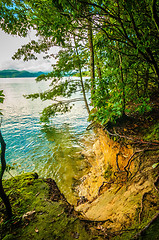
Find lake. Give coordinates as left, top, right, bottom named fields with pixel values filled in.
left=0, top=77, right=91, bottom=204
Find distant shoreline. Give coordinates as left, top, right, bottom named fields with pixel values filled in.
left=0, top=77, right=38, bottom=79
left=0, top=69, right=46, bottom=78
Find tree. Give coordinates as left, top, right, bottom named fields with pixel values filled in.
left=0, top=0, right=92, bottom=121
left=0, top=90, right=4, bottom=116
left=22, top=34, right=90, bottom=121
left=0, top=91, right=12, bottom=219
left=0, top=0, right=159, bottom=125
left=78, top=0, right=159, bottom=124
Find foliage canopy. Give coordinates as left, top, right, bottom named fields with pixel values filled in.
left=0, top=0, right=159, bottom=124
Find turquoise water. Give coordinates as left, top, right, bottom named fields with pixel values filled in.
left=0, top=78, right=90, bottom=203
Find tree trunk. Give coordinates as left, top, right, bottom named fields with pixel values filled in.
left=95, top=55, right=102, bottom=80
left=135, top=71, right=140, bottom=98
left=118, top=53, right=126, bottom=117
left=74, top=36, right=90, bottom=114
left=87, top=18, right=95, bottom=95
left=0, top=130, right=12, bottom=219
left=0, top=180, right=12, bottom=219
left=146, top=47, right=159, bottom=85
left=144, top=69, right=149, bottom=97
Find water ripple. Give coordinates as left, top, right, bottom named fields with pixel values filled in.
left=1, top=78, right=90, bottom=204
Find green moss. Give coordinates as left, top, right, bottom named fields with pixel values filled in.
left=144, top=123, right=159, bottom=141
left=111, top=191, right=159, bottom=240
left=104, top=164, right=113, bottom=179
left=136, top=216, right=159, bottom=240
left=2, top=234, right=15, bottom=240
left=0, top=173, right=98, bottom=240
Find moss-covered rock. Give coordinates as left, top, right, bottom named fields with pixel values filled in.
left=0, top=173, right=102, bottom=240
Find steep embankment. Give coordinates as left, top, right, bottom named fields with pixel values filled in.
left=75, top=127, right=159, bottom=239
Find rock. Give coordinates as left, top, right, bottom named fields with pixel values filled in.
left=22, top=210, right=36, bottom=221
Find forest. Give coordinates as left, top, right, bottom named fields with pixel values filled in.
left=0, top=1, right=159, bottom=240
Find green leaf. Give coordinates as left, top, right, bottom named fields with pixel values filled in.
left=152, top=163, right=159, bottom=169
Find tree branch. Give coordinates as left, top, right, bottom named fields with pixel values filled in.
left=0, top=130, right=6, bottom=179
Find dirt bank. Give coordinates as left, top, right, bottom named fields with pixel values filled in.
left=75, top=127, right=159, bottom=239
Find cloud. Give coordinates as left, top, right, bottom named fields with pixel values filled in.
left=0, top=58, right=54, bottom=72
left=0, top=30, right=58, bottom=72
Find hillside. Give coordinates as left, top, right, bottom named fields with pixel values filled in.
left=0, top=70, right=45, bottom=78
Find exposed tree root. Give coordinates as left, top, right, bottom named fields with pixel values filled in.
left=98, top=181, right=114, bottom=195
left=123, top=148, right=159, bottom=179
left=104, top=127, right=159, bottom=145
left=154, top=176, right=159, bottom=192
left=138, top=192, right=150, bottom=224
left=116, top=152, right=121, bottom=171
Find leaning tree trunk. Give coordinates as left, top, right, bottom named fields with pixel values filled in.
left=118, top=52, right=126, bottom=117
left=87, top=18, right=95, bottom=95
left=96, top=60, right=102, bottom=80
left=74, top=35, right=90, bottom=114
left=0, top=130, right=12, bottom=219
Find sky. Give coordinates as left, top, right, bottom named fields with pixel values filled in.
left=0, top=30, right=58, bottom=72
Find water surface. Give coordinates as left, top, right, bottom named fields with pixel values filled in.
left=0, top=78, right=90, bottom=203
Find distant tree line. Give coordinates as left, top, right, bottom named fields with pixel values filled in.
left=0, top=69, right=45, bottom=78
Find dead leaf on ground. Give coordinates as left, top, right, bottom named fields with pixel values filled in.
left=0, top=217, right=3, bottom=224
left=35, top=227, right=39, bottom=233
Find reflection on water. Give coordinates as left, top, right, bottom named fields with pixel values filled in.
left=0, top=78, right=90, bottom=204
left=39, top=124, right=89, bottom=203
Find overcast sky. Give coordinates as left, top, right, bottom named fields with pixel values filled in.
left=0, top=30, right=58, bottom=72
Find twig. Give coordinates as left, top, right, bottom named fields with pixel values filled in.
left=128, top=152, right=144, bottom=181
left=6, top=170, right=14, bottom=178
left=113, top=128, right=135, bottom=141
left=86, top=121, right=96, bottom=130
